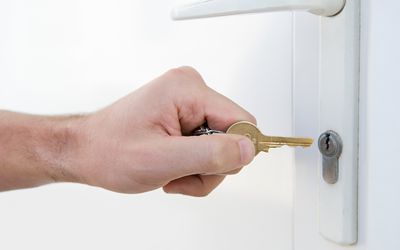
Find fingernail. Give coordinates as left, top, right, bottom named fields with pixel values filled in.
left=238, top=138, right=255, bottom=165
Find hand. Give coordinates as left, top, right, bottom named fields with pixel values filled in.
left=68, top=67, right=256, bottom=196
left=0, top=67, right=256, bottom=195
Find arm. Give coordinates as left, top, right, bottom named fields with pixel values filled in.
left=0, top=67, right=256, bottom=196
left=0, top=111, right=84, bottom=191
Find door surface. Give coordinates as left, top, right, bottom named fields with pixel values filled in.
left=293, top=1, right=400, bottom=250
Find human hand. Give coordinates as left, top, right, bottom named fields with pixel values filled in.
left=63, top=67, right=256, bottom=196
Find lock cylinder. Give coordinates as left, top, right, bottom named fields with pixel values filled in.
left=318, top=130, right=343, bottom=184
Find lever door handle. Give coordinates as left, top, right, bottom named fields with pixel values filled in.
left=172, top=0, right=345, bottom=20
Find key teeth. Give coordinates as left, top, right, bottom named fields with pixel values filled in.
left=258, top=145, right=270, bottom=153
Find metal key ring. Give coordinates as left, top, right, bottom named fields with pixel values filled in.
left=192, top=123, right=224, bottom=136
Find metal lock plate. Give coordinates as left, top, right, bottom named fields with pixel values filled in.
left=318, top=130, right=343, bottom=184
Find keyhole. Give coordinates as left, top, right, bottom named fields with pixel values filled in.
left=325, top=134, right=331, bottom=151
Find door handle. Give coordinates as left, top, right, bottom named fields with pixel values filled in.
left=171, top=0, right=345, bottom=20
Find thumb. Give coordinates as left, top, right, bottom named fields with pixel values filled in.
left=159, top=134, right=255, bottom=179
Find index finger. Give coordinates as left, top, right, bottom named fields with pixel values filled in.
left=203, top=87, right=257, bottom=132
left=170, top=67, right=256, bottom=134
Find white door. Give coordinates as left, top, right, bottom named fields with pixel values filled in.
left=293, top=0, right=400, bottom=249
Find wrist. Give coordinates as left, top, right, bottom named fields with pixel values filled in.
left=36, top=114, right=88, bottom=184
left=0, top=111, right=83, bottom=190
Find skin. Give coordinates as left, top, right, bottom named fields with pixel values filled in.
left=0, top=67, right=257, bottom=197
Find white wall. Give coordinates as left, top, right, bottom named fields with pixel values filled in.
left=0, top=1, right=296, bottom=249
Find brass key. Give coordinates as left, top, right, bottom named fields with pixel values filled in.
left=226, top=121, right=313, bottom=155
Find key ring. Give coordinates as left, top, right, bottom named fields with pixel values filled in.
left=192, top=123, right=224, bottom=136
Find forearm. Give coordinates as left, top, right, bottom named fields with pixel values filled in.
left=0, top=110, right=83, bottom=191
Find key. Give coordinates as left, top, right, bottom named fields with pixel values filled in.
left=226, top=121, right=313, bottom=155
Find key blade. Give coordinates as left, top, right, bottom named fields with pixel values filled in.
left=260, top=136, right=314, bottom=148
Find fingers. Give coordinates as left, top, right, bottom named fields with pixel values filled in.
left=220, top=167, right=244, bottom=175
left=165, top=66, right=256, bottom=134
left=158, top=134, right=255, bottom=181
left=152, top=67, right=257, bottom=197
left=163, top=175, right=225, bottom=197
left=203, top=89, right=257, bottom=131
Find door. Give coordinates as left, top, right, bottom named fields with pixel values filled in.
left=294, top=1, right=400, bottom=249
left=170, top=0, right=361, bottom=248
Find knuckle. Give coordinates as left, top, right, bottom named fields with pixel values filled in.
left=176, top=66, right=201, bottom=78
left=207, top=141, right=226, bottom=171
left=165, top=66, right=205, bottom=87
left=249, top=114, right=257, bottom=125
left=207, top=137, right=239, bottom=173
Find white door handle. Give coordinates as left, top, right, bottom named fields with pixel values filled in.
left=172, top=0, right=345, bottom=20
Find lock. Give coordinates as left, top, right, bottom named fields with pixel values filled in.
left=318, top=130, right=343, bottom=184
